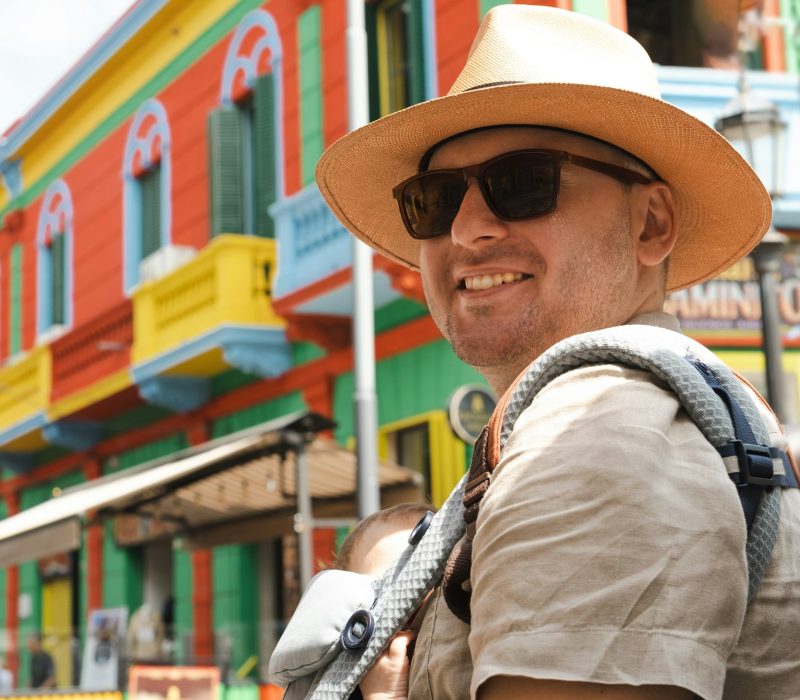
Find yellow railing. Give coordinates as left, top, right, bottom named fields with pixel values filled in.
left=132, top=235, right=284, bottom=365
left=0, top=345, right=51, bottom=438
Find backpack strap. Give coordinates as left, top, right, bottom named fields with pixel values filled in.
left=443, top=325, right=796, bottom=623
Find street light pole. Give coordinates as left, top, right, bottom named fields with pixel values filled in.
left=751, top=229, right=790, bottom=422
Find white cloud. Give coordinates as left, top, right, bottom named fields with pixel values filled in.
left=0, top=0, right=138, bottom=137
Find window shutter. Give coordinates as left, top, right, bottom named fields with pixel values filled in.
left=253, top=74, right=277, bottom=237
left=299, top=5, right=324, bottom=185
left=140, top=167, right=162, bottom=259
left=10, top=243, right=21, bottom=355
left=406, top=0, right=426, bottom=105
left=208, top=107, right=245, bottom=236
left=51, top=234, right=66, bottom=326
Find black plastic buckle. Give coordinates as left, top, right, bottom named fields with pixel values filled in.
left=341, top=609, right=375, bottom=651
left=732, top=440, right=775, bottom=487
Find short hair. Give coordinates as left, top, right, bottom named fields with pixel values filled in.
left=334, top=502, right=435, bottom=571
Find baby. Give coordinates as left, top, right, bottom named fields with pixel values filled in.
left=334, top=503, right=434, bottom=700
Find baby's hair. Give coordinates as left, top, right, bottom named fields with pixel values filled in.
left=334, top=502, right=435, bottom=571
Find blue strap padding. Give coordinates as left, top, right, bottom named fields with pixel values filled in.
left=690, top=361, right=775, bottom=533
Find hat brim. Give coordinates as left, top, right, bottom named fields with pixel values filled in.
left=316, top=83, right=772, bottom=292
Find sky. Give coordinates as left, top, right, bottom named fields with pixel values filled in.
left=0, top=0, right=139, bottom=137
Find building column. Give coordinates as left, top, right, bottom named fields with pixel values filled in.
left=186, top=421, right=214, bottom=661
left=4, top=493, right=19, bottom=680
left=84, top=459, right=104, bottom=611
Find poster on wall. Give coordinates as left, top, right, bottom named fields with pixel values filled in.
left=128, top=666, right=220, bottom=700
left=80, top=607, right=129, bottom=690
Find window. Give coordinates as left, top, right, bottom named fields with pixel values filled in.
left=379, top=411, right=466, bottom=506
left=626, top=0, right=740, bottom=68
left=368, top=0, right=426, bottom=119
left=123, top=99, right=171, bottom=292
left=211, top=10, right=283, bottom=238
left=37, top=179, right=73, bottom=337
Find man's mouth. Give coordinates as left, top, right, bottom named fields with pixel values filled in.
left=460, top=272, right=529, bottom=291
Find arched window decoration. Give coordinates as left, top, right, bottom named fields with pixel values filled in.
left=123, top=99, right=172, bottom=292
left=37, top=179, right=74, bottom=336
left=208, top=9, right=284, bottom=237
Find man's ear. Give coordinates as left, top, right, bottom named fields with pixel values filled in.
left=632, top=182, right=677, bottom=269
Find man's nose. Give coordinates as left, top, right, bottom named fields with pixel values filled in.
left=449, top=180, right=509, bottom=249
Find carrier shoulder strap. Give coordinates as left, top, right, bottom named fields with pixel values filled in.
left=443, top=325, right=798, bottom=623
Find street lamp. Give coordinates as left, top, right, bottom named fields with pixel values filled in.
left=715, top=69, right=790, bottom=421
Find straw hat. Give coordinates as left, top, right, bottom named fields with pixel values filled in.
left=315, top=4, right=771, bottom=292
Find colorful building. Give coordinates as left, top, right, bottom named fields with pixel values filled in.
left=0, top=0, right=798, bottom=693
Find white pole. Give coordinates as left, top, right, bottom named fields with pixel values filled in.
left=347, top=0, right=380, bottom=517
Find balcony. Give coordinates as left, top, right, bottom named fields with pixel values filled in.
left=0, top=345, right=51, bottom=462
left=131, top=234, right=290, bottom=412
left=271, top=184, right=420, bottom=318
left=50, top=300, right=134, bottom=418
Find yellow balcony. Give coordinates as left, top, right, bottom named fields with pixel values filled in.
left=131, top=235, right=290, bottom=408
left=0, top=345, right=51, bottom=452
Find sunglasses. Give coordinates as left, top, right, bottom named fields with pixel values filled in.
left=392, top=149, right=655, bottom=240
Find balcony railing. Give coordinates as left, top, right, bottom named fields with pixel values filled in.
left=0, top=345, right=50, bottom=445
left=50, top=300, right=133, bottom=407
left=271, top=183, right=352, bottom=300
left=132, top=234, right=285, bottom=370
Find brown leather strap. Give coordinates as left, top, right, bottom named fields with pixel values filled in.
left=442, top=379, right=516, bottom=623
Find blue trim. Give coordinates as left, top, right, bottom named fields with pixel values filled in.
left=130, top=324, right=290, bottom=381
left=138, top=376, right=210, bottom=413
left=422, top=0, right=438, bottom=99
left=43, top=420, right=103, bottom=451
left=0, top=0, right=169, bottom=161
left=0, top=160, right=22, bottom=199
left=222, top=338, right=292, bottom=377
left=0, top=412, right=46, bottom=447
left=220, top=9, right=286, bottom=199
left=36, top=179, right=74, bottom=335
left=271, top=183, right=352, bottom=300
left=123, top=99, right=172, bottom=292
left=0, top=452, right=35, bottom=474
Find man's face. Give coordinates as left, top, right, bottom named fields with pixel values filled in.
left=418, top=127, right=643, bottom=389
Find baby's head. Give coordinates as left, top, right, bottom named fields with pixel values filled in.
left=334, top=503, right=434, bottom=576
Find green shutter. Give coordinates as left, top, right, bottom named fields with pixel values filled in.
left=299, top=5, right=324, bottom=185
left=781, top=0, right=800, bottom=73
left=366, top=3, right=381, bottom=121
left=253, top=74, right=277, bottom=237
left=140, top=167, right=162, bottom=259
left=208, top=107, right=244, bottom=236
left=10, top=243, right=21, bottom=355
left=406, top=0, right=426, bottom=104
left=571, top=0, right=610, bottom=22
left=51, top=233, right=66, bottom=326
left=480, top=0, right=505, bottom=17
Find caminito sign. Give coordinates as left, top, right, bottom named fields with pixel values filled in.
left=664, top=255, right=800, bottom=335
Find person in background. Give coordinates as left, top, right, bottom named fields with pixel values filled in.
left=0, top=656, right=14, bottom=692
left=27, top=633, right=55, bottom=689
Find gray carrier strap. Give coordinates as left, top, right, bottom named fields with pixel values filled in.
left=302, top=474, right=467, bottom=699
left=291, top=324, right=784, bottom=698
left=501, top=324, right=782, bottom=601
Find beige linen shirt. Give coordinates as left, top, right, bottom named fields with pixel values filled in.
left=408, top=313, right=800, bottom=699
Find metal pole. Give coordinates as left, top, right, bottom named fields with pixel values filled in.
left=347, top=0, right=380, bottom=518
left=292, top=438, right=313, bottom=590
left=751, top=235, right=789, bottom=422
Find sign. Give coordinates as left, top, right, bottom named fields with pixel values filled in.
left=81, top=607, right=128, bottom=690
left=448, top=385, right=496, bottom=443
left=129, top=666, right=220, bottom=700
left=665, top=253, right=800, bottom=336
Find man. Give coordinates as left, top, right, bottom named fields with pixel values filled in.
left=316, top=5, right=800, bottom=699
left=27, top=633, right=55, bottom=689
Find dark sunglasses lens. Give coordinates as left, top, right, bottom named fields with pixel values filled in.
left=401, top=173, right=467, bottom=239
left=483, top=153, right=557, bottom=219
